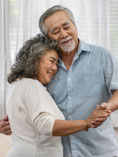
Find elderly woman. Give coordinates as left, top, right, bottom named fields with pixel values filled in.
left=6, top=34, right=111, bottom=157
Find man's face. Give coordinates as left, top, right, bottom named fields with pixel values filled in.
left=44, top=11, right=79, bottom=53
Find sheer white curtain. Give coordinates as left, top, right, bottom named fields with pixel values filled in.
left=10, top=0, right=118, bottom=63
left=10, top=0, right=63, bottom=63
left=0, top=0, right=11, bottom=119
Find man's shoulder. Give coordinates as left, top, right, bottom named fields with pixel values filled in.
left=85, top=41, right=110, bottom=54
left=79, top=40, right=115, bottom=64
left=79, top=40, right=111, bottom=56
left=84, top=42, right=109, bottom=52
left=81, top=41, right=112, bottom=60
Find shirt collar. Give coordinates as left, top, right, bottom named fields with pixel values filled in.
left=76, top=39, right=92, bottom=56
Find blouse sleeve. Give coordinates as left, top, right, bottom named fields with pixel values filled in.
left=23, top=80, right=58, bottom=136
left=32, top=112, right=55, bottom=136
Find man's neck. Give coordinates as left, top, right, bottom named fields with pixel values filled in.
left=61, top=51, right=76, bottom=71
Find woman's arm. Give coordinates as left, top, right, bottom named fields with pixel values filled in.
left=53, top=107, right=111, bottom=136
left=53, top=119, right=87, bottom=136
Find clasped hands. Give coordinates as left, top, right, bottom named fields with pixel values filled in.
left=86, top=103, right=111, bottom=129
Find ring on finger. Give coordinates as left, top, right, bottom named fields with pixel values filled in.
left=99, top=113, right=101, bottom=116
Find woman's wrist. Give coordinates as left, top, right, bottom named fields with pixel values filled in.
left=84, top=119, right=90, bottom=131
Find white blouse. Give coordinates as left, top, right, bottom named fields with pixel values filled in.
left=6, top=78, right=65, bottom=157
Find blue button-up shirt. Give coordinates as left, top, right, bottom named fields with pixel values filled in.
left=47, top=40, right=118, bottom=157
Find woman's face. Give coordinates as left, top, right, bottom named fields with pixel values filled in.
left=37, top=50, right=58, bottom=84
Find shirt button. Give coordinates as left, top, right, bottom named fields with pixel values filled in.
left=68, top=77, right=70, bottom=81
left=68, top=96, right=71, bottom=99
left=75, top=56, right=79, bottom=59
left=68, top=116, right=71, bottom=119
left=70, top=135, right=74, bottom=138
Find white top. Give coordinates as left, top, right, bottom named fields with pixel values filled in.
left=6, top=78, right=65, bottom=157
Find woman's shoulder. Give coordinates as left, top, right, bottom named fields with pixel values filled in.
left=17, top=78, right=38, bottom=85
left=20, top=78, right=46, bottom=93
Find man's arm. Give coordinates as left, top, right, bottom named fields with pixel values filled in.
left=0, top=116, right=12, bottom=135
left=107, top=90, right=118, bottom=112
left=92, top=90, right=118, bottom=127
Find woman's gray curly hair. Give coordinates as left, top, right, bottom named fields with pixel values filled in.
left=8, top=34, right=58, bottom=84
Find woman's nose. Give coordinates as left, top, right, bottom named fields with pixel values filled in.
left=52, top=64, right=57, bottom=72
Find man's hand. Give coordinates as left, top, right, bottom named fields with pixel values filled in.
left=0, top=116, right=12, bottom=135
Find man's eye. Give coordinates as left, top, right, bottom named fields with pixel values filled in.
left=53, top=31, right=59, bottom=35
left=64, top=26, right=70, bottom=29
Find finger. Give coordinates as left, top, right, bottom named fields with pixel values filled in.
left=105, top=112, right=111, bottom=116
left=91, top=124, right=101, bottom=128
left=98, top=111, right=111, bottom=117
left=91, top=122, right=104, bottom=127
left=91, top=120, right=103, bottom=127
left=93, top=117, right=106, bottom=123
left=98, top=114, right=108, bottom=118
left=1, top=116, right=9, bottom=121
left=100, top=103, right=108, bottom=110
left=96, top=105, right=100, bottom=109
left=0, top=121, right=10, bottom=128
left=4, top=130, right=12, bottom=135
left=4, top=124, right=11, bottom=130
left=97, top=113, right=106, bottom=118
left=6, top=130, right=12, bottom=135
left=102, top=109, right=111, bottom=113
left=2, top=124, right=11, bottom=133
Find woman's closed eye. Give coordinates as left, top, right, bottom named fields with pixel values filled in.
left=49, top=58, right=57, bottom=65
left=50, top=59, right=55, bottom=63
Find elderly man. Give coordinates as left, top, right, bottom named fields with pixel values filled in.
left=39, top=5, right=118, bottom=157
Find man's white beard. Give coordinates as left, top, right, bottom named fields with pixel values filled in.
left=60, top=40, right=75, bottom=53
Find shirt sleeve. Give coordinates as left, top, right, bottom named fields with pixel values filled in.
left=23, top=81, right=58, bottom=136
left=102, top=49, right=118, bottom=94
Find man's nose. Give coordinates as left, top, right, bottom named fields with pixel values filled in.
left=60, top=29, right=68, bottom=38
